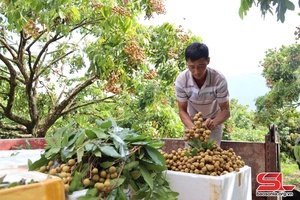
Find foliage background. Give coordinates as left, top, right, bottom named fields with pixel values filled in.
left=0, top=0, right=299, bottom=166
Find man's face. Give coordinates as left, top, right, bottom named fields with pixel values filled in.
left=187, top=57, right=210, bottom=81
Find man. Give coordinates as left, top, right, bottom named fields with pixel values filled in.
left=175, top=42, right=230, bottom=146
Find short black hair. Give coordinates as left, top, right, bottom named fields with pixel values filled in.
left=185, top=42, right=209, bottom=62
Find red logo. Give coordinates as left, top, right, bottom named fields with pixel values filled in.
left=257, top=172, right=295, bottom=192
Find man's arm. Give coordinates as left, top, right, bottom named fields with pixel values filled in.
left=178, top=101, right=194, bottom=129
left=205, top=101, right=230, bottom=130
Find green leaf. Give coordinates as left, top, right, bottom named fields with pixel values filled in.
left=128, top=178, right=139, bottom=192
left=25, top=140, right=32, bottom=149
left=140, top=161, right=166, bottom=171
left=85, top=129, right=97, bottom=139
left=85, top=143, right=96, bottom=152
left=77, top=147, right=84, bottom=163
left=75, top=130, right=86, bottom=146
left=110, top=177, right=125, bottom=188
left=95, top=119, right=112, bottom=129
left=44, top=147, right=61, bottom=159
left=125, top=135, right=148, bottom=142
left=85, top=188, right=99, bottom=197
left=94, top=150, right=102, bottom=157
left=69, top=171, right=83, bottom=193
left=121, top=16, right=132, bottom=33
left=67, top=130, right=82, bottom=147
left=123, top=161, right=139, bottom=171
left=28, top=155, right=49, bottom=171
left=100, top=6, right=111, bottom=18
left=140, top=164, right=153, bottom=190
left=130, top=171, right=141, bottom=180
left=99, top=161, right=114, bottom=168
left=111, top=133, right=129, bottom=159
left=145, top=146, right=166, bottom=166
left=131, top=141, right=150, bottom=145
left=285, top=0, right=295, bottom=10
left=45, top=137, right=57, bottom=148
left=70, top=7, right=80, bottom=21
left=85, top=128, right=107, bottom=139
left=99, top=146, right=121, bottom=158
left=0, top=175, right=6, bottom=184
left=116, top=186, right=128, bottom=200
left=58, top=9, right=65, bottom=19
left=61, top=134, right=69, bottom=147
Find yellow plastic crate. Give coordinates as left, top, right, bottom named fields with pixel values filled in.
left=0, top=169, right=65, bottom=200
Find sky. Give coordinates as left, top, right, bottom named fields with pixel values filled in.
left=140, top=0, right=300, bottom=109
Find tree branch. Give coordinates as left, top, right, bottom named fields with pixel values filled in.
left=0, top=53, right=17, bottom=115
left=37, top=75, right=99, bottom=136
left=39, top=81, right=56, bottom=106
left=35, top=49, right=75, bottom=81
left=16, top=31, right=29, bottom=81
left=0, top=75, right=10, bottom=82
left=0, top=109, right=31, bottom=126
left=0, top=131, right=32, bottom=138
left=32, top=33, right=62, bottom=73
left=0, top=120, right=27, bottom=132
left=0, top=37, right=18, bottom=60
left=61, top=95, right=117, bottom=115
left=26, top=28, right=49, bottom=53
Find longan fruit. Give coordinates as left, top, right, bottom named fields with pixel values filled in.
left=100, top=170, right=107, bottom=178
left=39, top=166, right=47, bottom=173
left=62, top=166, right=70, bottom=172
left=56, top=166, right=61, bottom=173
left=62, top=177, right=68, bottom=184
left=110, top=172, right=118, bottom=179
left=92, top=168, right=98, bottom=174
left=99, top=178, right=105, bottom=183
left=109, top=166, right=117, bottom=174
left=95, top=182, right=105, bottom=190
left=60, top=172, right=68, bottom=178
left=49, top=168, right=57, bottom=175
left=67, top=176, right=72, bottom=182
left=68, top=159, right=76, bottom=166
left=92, top=174, right=100, bottom=182
left=48, top=160, right=54, bottom=167
left=104, top=179, right=110, bottom=187
left=64, top=184, right=70, bottom=192
left=83, top=178, right=91, bottom=186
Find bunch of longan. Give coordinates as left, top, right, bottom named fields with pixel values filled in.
left=184, top=112, right=212, bottom=143
left=39, top=158, right=119, bottom=194
left=123, top=39, right=145, bottom=64
left=149, top=0, right=166, bottom=15
left=39, top=158, right=77, bottom=192
left=82, top=165, right=118, bottom=194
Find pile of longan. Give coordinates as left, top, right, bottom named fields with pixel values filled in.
left=162, top=146, right=245, bottom=176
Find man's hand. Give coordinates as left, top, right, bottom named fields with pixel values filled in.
left=205, top=101, right=230, bottom=130
left=205, top=118, right=217, bottom=130
left=178, top=101, right=194, bottom=129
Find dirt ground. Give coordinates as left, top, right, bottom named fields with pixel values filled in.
left=284, top=170, right=300, bottom=191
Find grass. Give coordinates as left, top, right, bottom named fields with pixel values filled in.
left=281, top=159, right=300, bottom=191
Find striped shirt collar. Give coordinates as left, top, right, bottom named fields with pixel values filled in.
left=186, top=67, right=212, bottom=88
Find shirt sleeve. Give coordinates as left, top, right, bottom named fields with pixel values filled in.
left=175, top=77, right=188, bottom=102
left=216, top=79, right=229, bottom=103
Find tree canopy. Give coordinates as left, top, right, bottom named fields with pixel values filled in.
left=239, top=0, right=300, bottom=22
left=0, top=0, right=200, bottom=137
